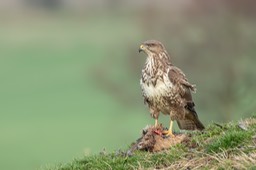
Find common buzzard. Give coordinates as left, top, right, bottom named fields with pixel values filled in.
left=139, top=40, right=204, bottom=136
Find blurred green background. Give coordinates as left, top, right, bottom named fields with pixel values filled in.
left=0, top=0, right=256, bottom=169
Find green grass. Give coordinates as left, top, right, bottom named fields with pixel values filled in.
left=206, top=130, right=252, bottom=153
left=46, top=149, right=185, bottom=170
left=44, top=116, right=256, bottom=170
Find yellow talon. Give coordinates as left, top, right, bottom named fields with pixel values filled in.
left=162, top=120, right=175, bottom=137
left=162, top=130, right=175, bottom=137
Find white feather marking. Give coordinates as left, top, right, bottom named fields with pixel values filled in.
left=145, top=57, right=154, bottom=76
left=140, top=76, right=173, bottom=98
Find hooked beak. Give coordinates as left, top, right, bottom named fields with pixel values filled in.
left=139, top=44, right=144, bottom=53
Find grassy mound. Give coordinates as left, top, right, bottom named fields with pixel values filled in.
left=44, top=116, right=256, bottom=170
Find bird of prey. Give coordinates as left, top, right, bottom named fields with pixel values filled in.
left=139, top=40, right=204, bottom=136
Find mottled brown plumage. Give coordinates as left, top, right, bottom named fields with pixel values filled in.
left=139, top=40, right=204, bottom=133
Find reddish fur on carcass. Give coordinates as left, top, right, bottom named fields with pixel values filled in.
left=129, top=125, right=188, bottom=153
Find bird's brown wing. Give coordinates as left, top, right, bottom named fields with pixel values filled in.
left=168, top=66, right=204, bottom=130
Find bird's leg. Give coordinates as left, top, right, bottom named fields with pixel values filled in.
left=150, top=108, right=159, bottom=127
left=154, top=118, right=158, bottom=127
left=163, top=120, right=174, bottom=137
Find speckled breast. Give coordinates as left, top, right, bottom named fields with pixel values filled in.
left=140, top=78, right=177, bottom=115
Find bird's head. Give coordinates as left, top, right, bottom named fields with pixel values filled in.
left=139, top=40, right=166, bottom=56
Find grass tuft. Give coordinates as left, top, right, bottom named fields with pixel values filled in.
left=206, top=130, right=252, bottom=153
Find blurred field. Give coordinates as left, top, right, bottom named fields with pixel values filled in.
left=0, top=12, right=148, bottom=170
left=0, top=1, right=256, bottom=170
